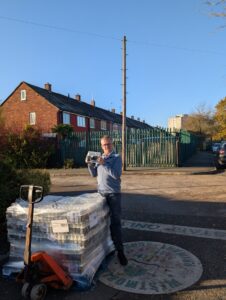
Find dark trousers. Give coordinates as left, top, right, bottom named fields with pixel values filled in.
left=103, top=193, right=123, bottom=252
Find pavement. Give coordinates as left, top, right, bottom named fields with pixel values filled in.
left=1, top=151, right=226, bottom=300
left=48, top=151, right=218, bottom=177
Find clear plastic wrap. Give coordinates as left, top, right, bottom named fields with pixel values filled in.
left=3, top=193, right=114, bottom=289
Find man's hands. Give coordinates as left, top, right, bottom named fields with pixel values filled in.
left=97, top=157, right=105, bottom=165
left=86, top=156, right=104, bottom=166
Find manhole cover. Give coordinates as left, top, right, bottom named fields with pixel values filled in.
left=99, top=241, right=203, bottom=294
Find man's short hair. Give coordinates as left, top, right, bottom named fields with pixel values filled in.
left=101, top=135, right=112, bottom=142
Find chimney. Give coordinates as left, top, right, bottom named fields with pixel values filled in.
left=137, top=117, right=140, bottom=121
left=143, top=120, right=145, bottom=123
left=44, top=83, right=52, bottom=92
left=131, top=115, right=134, bottom=119
left=91, top=99, right=95, bottom=106
left=111, top=108, right=115, bottom=113
left=75, top=94, right=81, bottom=101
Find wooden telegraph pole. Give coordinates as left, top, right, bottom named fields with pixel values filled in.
left=122, top=35, right=127, bottom=171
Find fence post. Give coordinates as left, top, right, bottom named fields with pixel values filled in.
left=86, top=131, right=90, bottom=154
left=176, top=132, right=180, bottom=167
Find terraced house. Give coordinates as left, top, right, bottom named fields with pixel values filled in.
left=1, top=81, right=152, bottom=135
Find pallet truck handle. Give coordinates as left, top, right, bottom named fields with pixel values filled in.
left=20, top=185, right=44, bottom=267
left=20, top=185, right=44, bottom=204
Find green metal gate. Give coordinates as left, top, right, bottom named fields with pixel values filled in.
left=126, top=129, right=177, bottom=167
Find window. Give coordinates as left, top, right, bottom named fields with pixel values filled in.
left=113, top=123, right=118, bottom=132
left=63, top=112, right=70, bottom=124
left=90, top=118, right=95, bottom=129
left=77, top=116, right=86, bottom=127
left=101, top=120, right=107, bottom=130
left=21, top=90, right=26, bottom=101
left=29, top=112, right=36, bottom=125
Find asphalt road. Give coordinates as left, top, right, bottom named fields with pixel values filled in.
left=1, top=153, right=226, bottom=300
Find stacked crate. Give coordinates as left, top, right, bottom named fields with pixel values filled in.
left=3, top=193, right=114, bottom=288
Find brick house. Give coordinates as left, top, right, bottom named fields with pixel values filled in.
left=0, top=81, right=152, bottom=134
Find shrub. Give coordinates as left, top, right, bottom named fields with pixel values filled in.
left=0, top=162, right=51, bottom=221
left=0, top=161, right=51, bottom=255
left=0, top=161, right=21, bottom=255
left=0, top=162, right=20, bottom=222
left=17, top=169, right=51, bottom=196
left=3, top=126, right=55, bottom=169
left=0, top=109, right=7, bottom=162
left=64, top=158, right=74, bottom=169
left=52, top=124, right=74, bottom=139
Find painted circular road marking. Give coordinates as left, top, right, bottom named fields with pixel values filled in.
left=99, top=241, right=203, bottom=294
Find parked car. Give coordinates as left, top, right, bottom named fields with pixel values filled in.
left=216, top=143, right=226, bottom=169
left=212, top=142, right=221, bottom=154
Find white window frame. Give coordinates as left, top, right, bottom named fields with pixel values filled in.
left=77, top=115, right=86, bottom=127
left=63, top=112, right=70, bottom=124
left=101, top=120, right=107, bottom=130
left=90, top=118, right=95, bottom=129
left=113, top=123, right=119, bottom=132
left=21, top=90, right=26, bottom=101
left=29, top=112, right=36, bottom=125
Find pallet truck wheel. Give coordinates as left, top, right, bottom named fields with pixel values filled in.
left=30, top=284, right=47, bottom=300
left=21, top=282, right=31, bottom=299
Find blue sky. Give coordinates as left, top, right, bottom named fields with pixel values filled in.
left=0, top=0, right=225, bottom=127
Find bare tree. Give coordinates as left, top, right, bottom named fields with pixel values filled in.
left=183, top=103, right=217, bottom=137
left=206, top=0, right=226, bottom=24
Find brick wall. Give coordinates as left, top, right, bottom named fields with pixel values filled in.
left=1, top=82, right=59, bottom=133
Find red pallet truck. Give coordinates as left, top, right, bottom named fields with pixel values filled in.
left=17, top=185, right=73, bottom=300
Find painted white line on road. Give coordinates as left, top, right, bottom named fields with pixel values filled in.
left=122, top=219, right=226, bottom=241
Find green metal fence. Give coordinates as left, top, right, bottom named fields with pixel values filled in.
left=59, top=132, right=87, bottom=166
left=57, top=128, right=198, bottom=168
left=125, top=129, right=177, bottom=167
left=178, top=130, right=198, bottom=165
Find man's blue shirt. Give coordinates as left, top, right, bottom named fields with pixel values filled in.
left=88, top=151, right=122, bottom=194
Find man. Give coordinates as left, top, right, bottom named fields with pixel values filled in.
left=87, top=135, right=128, bottom=266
